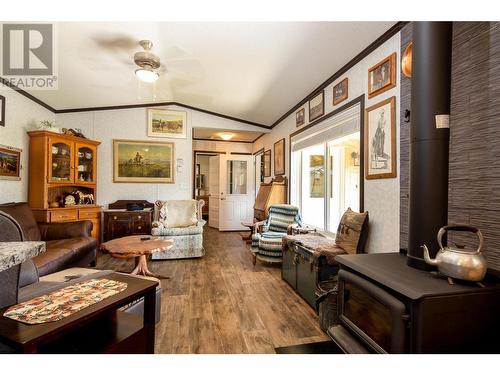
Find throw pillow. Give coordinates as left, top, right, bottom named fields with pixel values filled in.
left=335, top=208, right=369, bottom=254
left=163, top=200, right=198, bottom=228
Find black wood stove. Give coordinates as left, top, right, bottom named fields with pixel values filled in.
left=328, top=252, right=500, bottom=353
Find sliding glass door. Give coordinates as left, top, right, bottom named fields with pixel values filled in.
left=300, top=143, right=325, bottom=229
left=327, top=133, right=360, bottom=231
left=291, top=105, right=361, bottom=233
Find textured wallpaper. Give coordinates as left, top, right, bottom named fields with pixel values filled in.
left=448, top=22, right=500, bottom=270
left=399, top=22, right=500, bottom=270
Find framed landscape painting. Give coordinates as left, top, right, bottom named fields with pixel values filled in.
left=364, top=96, right=396, bottom=180
left=368, top=53, right=397, bottom=98
left=113, top=140, right=175, bottom=183
left=147, top=108, right=187, bottom=138
left=273, top=138, right=285, bottom=176
left=0, top=144, right=21, bottom=180
left=309, top=91, right=324, bottom=122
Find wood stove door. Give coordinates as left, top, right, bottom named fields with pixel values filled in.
left=338, top=270, right=408, bottom=353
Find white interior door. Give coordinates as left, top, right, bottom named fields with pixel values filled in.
left=208, top=155, right=220, bottom=229
left=218, top=154, right=255, bottom=231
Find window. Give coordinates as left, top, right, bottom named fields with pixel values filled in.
left=300, top=143, right=325, bottom=229
left=291, top=105, right=361, bottom=232
left=227, top=160, right=247, bottom=194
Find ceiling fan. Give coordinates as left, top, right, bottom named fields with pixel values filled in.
left=134, top=40, right=161, bottom=83
left=89, top=33, right=213, bottom=104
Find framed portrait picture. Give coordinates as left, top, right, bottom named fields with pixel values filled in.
left=147, top=108, right=187, bottom=138
left=296, top=108, right=305, bottom=127
left=308, top=91, right=324, bottom=122
left=273, top=138, right=285, bottom=176
left=263, top=149, right=271, bottom=177
left=0, top=144, right=21, bottom=180
left=333, top=78, right=348, bottom=105
left=113, top=139, right=175, bottom=183
left=368, top=53, right=397, bottom=98
left=0, top=95, right=5, bottom=127
left=364, top=96, right=397, bottom=180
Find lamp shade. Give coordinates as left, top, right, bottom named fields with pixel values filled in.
left=135, top=68, right=159, bottom=83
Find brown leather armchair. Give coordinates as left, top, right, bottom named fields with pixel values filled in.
left=0, top=202, right=97, bottom=277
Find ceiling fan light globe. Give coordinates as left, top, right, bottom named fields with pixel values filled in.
left=135, top=68, right=159, bottom=83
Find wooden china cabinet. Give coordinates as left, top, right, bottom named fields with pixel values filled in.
left=27, top=130, right=102, bottom=242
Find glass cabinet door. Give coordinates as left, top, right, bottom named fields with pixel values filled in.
left=48, top=138, right=74, bottom=183
left=76, top=143, right=96, bottom=184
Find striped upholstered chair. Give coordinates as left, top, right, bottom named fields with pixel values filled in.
left=251, top=204, right=301, bottom=265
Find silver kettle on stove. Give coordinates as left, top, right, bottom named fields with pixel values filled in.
left=421, top=225, right=487, bottom=282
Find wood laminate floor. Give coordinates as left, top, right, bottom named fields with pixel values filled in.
left=97, top=227, right=328, bottom=353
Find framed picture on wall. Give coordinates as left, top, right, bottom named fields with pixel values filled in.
left=273, top=138, right=285, bottom=176
left=113, top=139, right=175, bottom=183
left=308, top=91, right=324, bottom=122
left=263, top=149, right=271, bottom=177
left=333, top=78, right=348, bottom=105
left=364, top=96, right=397, bottom=180
left=147, top=108, right=187, bottom=138
left=0, top=144, right=21, bottom=180
left=296, top=108, right=305, bottom=127
left=0, top=95, right=5, bottom=127
left=368, top=53, right=397, bottom=98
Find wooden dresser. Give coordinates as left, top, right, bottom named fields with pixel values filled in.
left=103, top=200, right=154, bottom=242
left=28, top=130, right=102, bottom=242
left=254, top=176, right=287, bottom=221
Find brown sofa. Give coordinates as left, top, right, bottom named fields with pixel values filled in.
left=0, top=202, right=97, bottom=277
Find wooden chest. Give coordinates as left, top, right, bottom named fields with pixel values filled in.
left=282, top=243, right=339, bottom=309
left=103, top=210, right=152, bottom=242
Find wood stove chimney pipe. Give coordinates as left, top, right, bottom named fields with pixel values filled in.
left=407, top=22, right=453, bottom=270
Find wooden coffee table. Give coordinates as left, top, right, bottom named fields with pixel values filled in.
left=100, top=235, right=174, bottom=279
left=0, top=273, right=158, bottom=353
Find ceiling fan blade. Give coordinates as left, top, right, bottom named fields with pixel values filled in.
left=91, top=33, right=138, bottom=51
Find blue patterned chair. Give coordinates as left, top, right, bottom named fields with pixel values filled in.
left=251, top=204, right=301, bottom=264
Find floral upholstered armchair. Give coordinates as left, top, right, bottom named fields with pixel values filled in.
left=251, top=204, right=301, bottom=265
left=151, top=199, right=205, bottom=260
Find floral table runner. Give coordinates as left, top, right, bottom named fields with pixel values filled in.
left=4, top=278, right=127, bottom=324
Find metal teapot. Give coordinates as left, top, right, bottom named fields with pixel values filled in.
left=421, top=225, right=487, bottom=282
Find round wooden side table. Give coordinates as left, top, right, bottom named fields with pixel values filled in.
left=100, top=235, right=174, bottom=279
